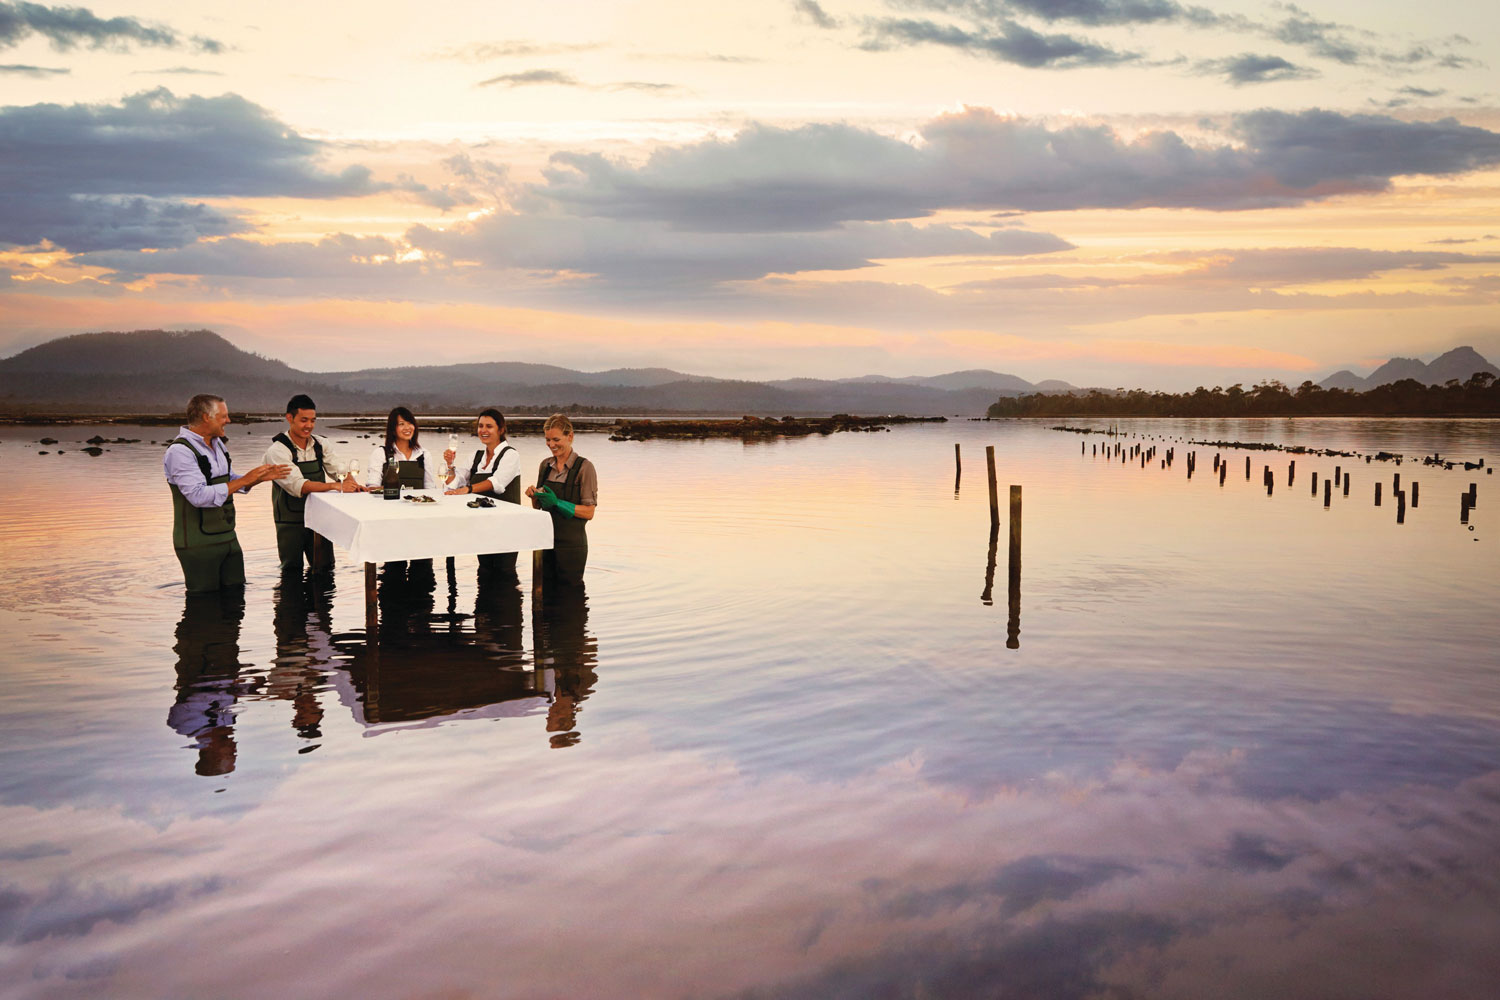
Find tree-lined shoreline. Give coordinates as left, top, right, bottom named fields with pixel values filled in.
left=987, top=375, right=1500, bottom=418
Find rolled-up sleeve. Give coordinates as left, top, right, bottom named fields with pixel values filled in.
left=265, top=440, right=304, bottom=499
left=577, top=459, right=598, bottom=507
left=164, top=445, right=228, bottom=509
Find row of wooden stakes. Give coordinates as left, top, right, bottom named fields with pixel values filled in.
left=1081, top=439, right=1482, bottom=525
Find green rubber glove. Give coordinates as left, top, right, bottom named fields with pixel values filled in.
left=553, top=497, right=576, bottom=518
left=535, top=485, right=559, bottom=509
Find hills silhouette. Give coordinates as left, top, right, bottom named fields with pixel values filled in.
left=1318, top=346, right=1499, bottom=392
left=0, top=329, right=1071, bottom=416
left=3, top=329, right=1494, bottom=416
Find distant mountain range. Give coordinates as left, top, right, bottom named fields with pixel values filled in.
left=0, top=329, right=1078, bottom=416
left=1318, top=346, right=1499, bottom=392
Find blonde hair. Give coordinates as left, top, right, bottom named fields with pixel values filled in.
left=542, top=413, right=574, bottom=435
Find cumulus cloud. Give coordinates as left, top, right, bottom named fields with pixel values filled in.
left=0, top=1, right=223, bottom=53
left=517, top=108, right=1500, bottom=233
left=409, top=215, right=1072, bottom=289
left=1196, top=53, right=1317, bottom=86
left=0, top=89, right=384, bottom=250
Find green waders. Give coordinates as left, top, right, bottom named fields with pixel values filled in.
left=169, top=438, right=245, bottom=592
left=538, top=454, right=588, bottom=586
left=469, top=445, right=520, bottom=576
left=271, top=433, right=333, bottom=574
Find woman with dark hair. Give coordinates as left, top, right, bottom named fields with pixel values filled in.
left=363, top=406, right=444, bottom=491
left=525, top=413, right=597, bottom=586
left=445, top=408, right=522, bottom=575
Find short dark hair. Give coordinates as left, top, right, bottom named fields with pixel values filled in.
left=477, top=408, right=507, bottom=440
left=286, top=394, right=317, bottom=415
left=186, top=393, right=225, bottom=425
left=384, top=406, right=420, bottom=452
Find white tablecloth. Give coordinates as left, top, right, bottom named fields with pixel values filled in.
left=305, top=490, right=553, bottom=564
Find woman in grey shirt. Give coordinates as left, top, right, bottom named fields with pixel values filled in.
left=525, top=413, right=597, bottom=585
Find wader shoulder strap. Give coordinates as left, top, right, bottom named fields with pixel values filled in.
left=469, top=449, right=485, bottom=481
left=274, top=432, right=325, bottom=472
left=171, top=438, right=212, bottom=482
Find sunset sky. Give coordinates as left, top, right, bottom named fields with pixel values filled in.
left=2, top=0, right=1498, bottom=388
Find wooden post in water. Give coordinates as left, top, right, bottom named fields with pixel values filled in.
left=1007, top=485, right=1022, bottom=650
left=1375, top=482, right=1382, bottom=506
left=1335, top=465, right=1341, bottom=486
left=1343, top=474, right=1350, bottom=497
left=1288, top=460, right=1295, bottom=487
left=1219, top=462, right=1226, bottom=486
left=1311, top=471, right=1318, bottom=495
left=1469, top=483, right=1479, bottom=507
left=1245, top=456, right=1251, bottom=479
left=364, top=561, right=378, bottom=637
left=1324, top=478, right=1331, bottom=507
left=955, top=443, right=962, bottom=493
left=986, top=445, right=999, bottom=528
left=1395, top=489, right=1406, bottom=524
left=1411, top=481, right=1419, bottom=507
left=1394, top=472, right=1401, bottom=492
left=1461, top=494, right=1471, bottom=524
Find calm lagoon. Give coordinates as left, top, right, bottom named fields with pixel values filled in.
left=1, top=417, right=1498, bottom=998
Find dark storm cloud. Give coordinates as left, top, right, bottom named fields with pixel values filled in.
left=861, top=16, right=1138, bottom=68
left=1197, top=53, right=1316, bottom=85
left=522, top=108, right=1500, bottom=231
left=0, top=89, right=383, bottom=250
left=0, top=61, right=64, bottom=74
left=0, top=1, right=223, bottom=53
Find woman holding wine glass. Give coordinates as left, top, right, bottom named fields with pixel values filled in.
left=445, top=408, right=521, bottom=575
left=363, top=406, right=444, bottom=492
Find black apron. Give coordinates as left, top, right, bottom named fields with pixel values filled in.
left=538, top=454, right=588, bottom=584
left=468, top=445, right=519, bottom=502
left=385, top=445, right=427, bottom=488
left=472, top=444, right=520, bottom=575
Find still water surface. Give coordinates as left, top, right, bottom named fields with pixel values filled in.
left=1, top=417, right=1498, bottom=998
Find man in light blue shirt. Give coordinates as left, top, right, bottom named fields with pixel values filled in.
left=163, top=394, right=289, bottom=591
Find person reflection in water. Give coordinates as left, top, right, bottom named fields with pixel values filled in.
left=169, top=590, right=252, bottom=776
left=270, top=575, right=337, bottom=741
left=534, top=584, right=598, bottom=748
